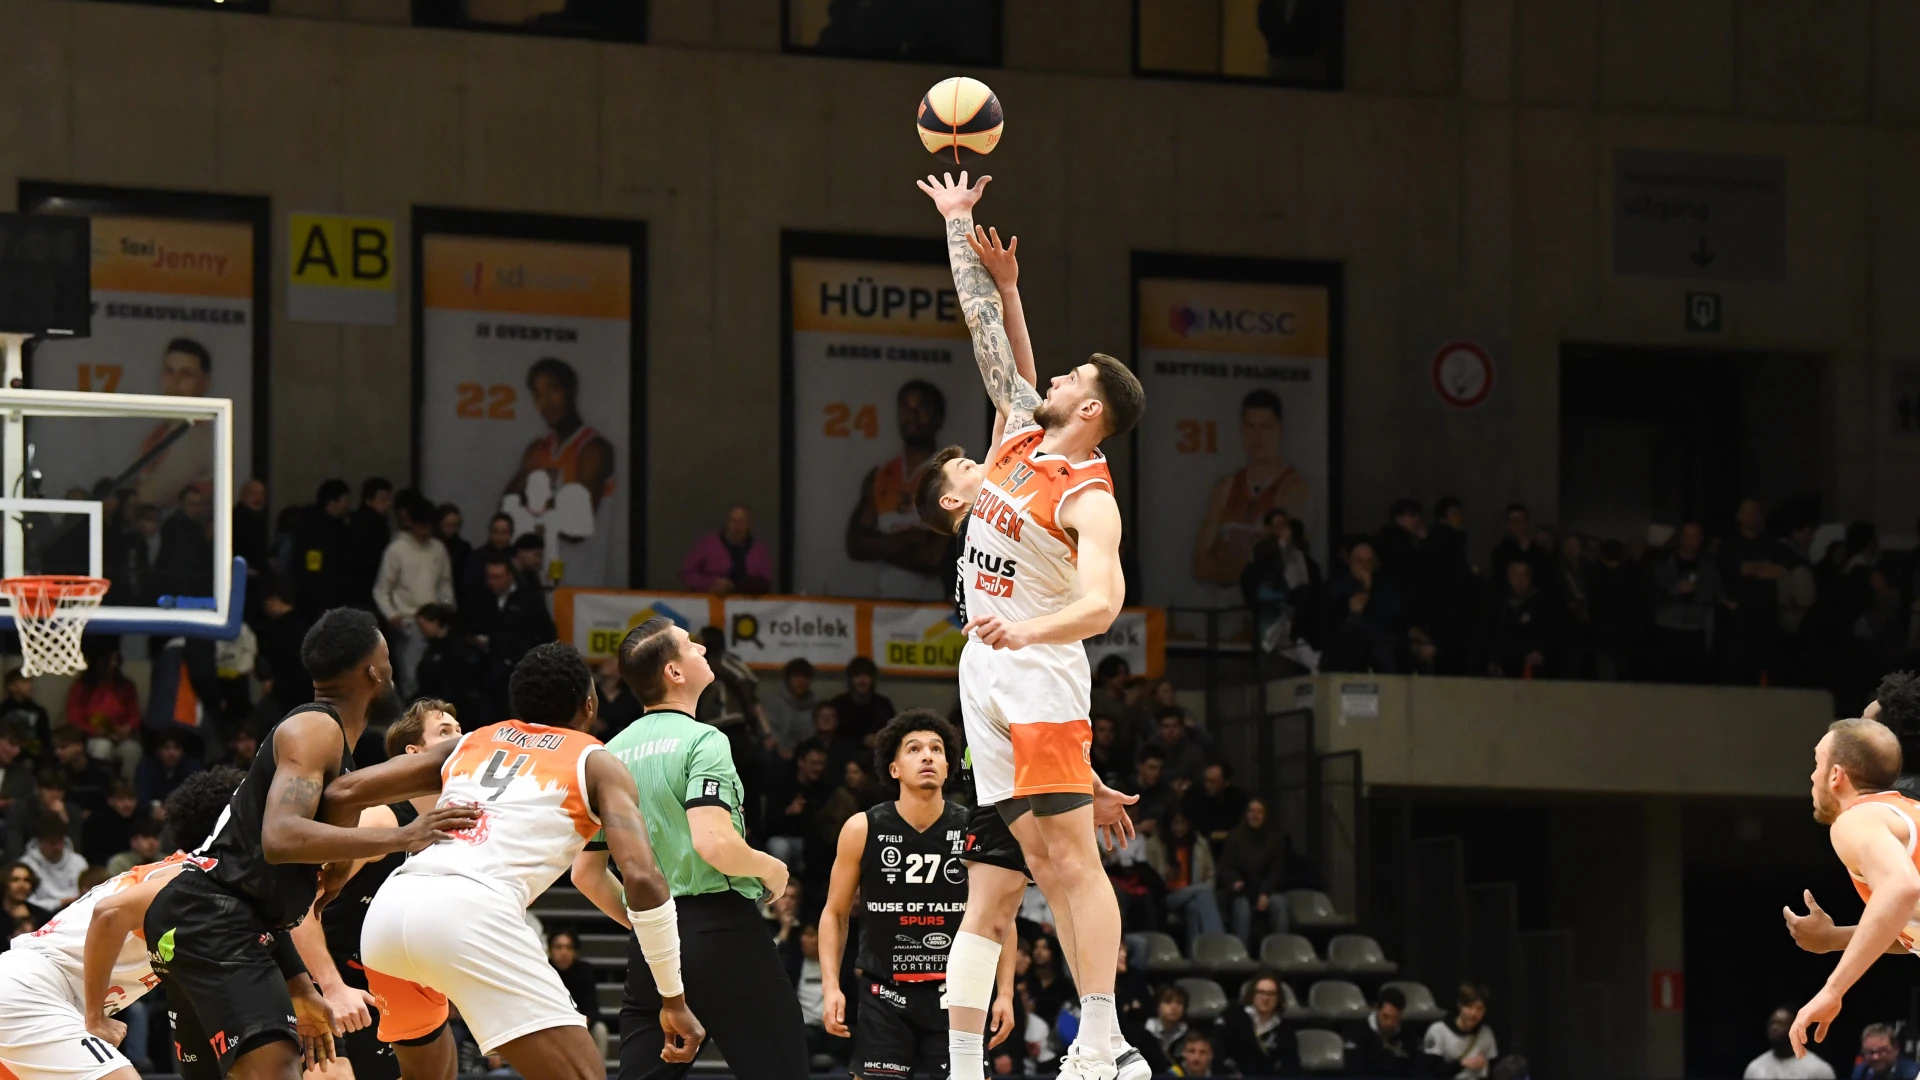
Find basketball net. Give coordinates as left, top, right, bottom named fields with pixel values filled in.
left=2, top=576, right=109, bottom=677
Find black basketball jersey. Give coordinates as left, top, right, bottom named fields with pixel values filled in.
left=857, top=799, right=970, bottom=980
left=198, top=703, right=355, bottom=930
left=320, top=800, right=417, bottom=962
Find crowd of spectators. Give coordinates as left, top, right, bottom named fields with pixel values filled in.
left=1246, top=495, right=1907, bottom=706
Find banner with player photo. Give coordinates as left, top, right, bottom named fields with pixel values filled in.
left=417, top=218, right=642, bottom=589
left=784, top=238, right=991, bottom=601
left=1133, top=263, right=1340, bottom=611
left=26, top=209, right=261, bottom=515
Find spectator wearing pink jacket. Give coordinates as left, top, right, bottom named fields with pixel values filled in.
left=682, top=505, right=774, bottom=595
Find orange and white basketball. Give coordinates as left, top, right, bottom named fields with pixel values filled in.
left=917, top=76, right=1004, bottom=164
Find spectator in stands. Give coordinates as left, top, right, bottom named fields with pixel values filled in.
left=695, top=626, right=764, bottom=734
left=1145, top=810, right=1226, bottom=953
left=1350, top=986, right=1416, bottom=1078
left=234, top=478, right=270, bottom=595
left=461, top=512, right=517, bottom=602
left=225, top=724, right=259, bottom=771
left=0, top=726, right=29, bottom=827
left=20, top=817, right=85, bottom=909
left=1588, top=539, right=1641, bottom=681
left=66, top=641, right=142, bottom=775
left=512, top=533, right=549, bottom=590
left=1168, top=1031, right=1217, bottom=1079
left=134, top=729, right=201, bottom=820
left=1425, top=983, right=1498, bottom=1080
left=1150, top=705, right=1209, bottom=790
left=1722, top=498, right=1790, bottom=684
left=435, top=504, right=471, bottom=596
left=1548, top=534, right=1594, bottom=678
left=103, top=493, right=154, bottom=608
left=1480, top=560, right=1561, bottom=679
left=1091, top=716, right=1127, bottom=788
left=81, top=780, right=144, bottom=867
left=764, top=745, right=834, bottom=873
left=592, top=660, right=643, bottom=741
left=104, top=818, right=161, bottom=876
left=1184, top=763, right=1247, bottom=855
left=826, top=657, right=895, bottom=746
left=413, top=603, right=480, bottom=722
left=1422, top=497, right=1478, bottom=674
left=793, top=923, right=847, bottom=1067
left=1217, top=796, right=1288, bottom=946
left=154, top=485, right=215, bottom=601
left=681, top=504, right=774, bottom=595
left=7, top=771, right=78, bottom=861
left=1652, top=522, right=1731, bottom=684
left=2, top=862, right=50, bottom=930
left=466, top=556, right=558, bottom=720
left=1129, top=746, right=1174, bottom=826
left=1374, top=497, right=1427, bottom=613
left=1091, top=655, right=1133, bottom=727
left=1745, top=1004, right=1835, bottom=1079
left=817, top=758, right=884, bottom=844
left=374, top=493, right=455, bottom=699
left=763, top=659, right=818, bottom=763
left=796, top=701, right=859, bottom=780
left=1144, top=985, right=1193, bottom=1075
left=1, top=670, right=50, bottom=757
left=547, top=929, right=606, bottom=1057
left=1242, top=510, right=1317, bottom=659
left=1220, top=971, right=1294, bottom=1077
left=1027, top=935, right=1076, bottom=1031
left=49, top=727, right=110, bottom=816
left=254, top=582, right=313, bottom=713
left=1853, top=1023, right=1916, bottom=1080
left=1489, top=503, right=1550, bottom=582
left=345, top=477, right=395, bottom=608
left=1325, top=540, right=1406, bottom=673
left=293, top=479, right=354, bottom=616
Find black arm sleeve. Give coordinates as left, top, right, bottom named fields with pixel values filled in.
left=269, top=929, right=310, bottom=980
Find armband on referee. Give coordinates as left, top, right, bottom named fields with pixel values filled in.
left=628, top=900, right=683, bottom=998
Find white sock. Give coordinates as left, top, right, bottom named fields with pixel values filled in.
left=1075, top=993, right=1118, bottom=1060
left=950, top=1029, right=984, bottom=1080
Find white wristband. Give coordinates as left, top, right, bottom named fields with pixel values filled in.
left=628, top=900, right=683, bottom=999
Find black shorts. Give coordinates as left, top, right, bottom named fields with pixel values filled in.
left=853, top=976, right=948, bottom=1080
left=959, top=802, right=1029, bottom=877
left=336, top=961, right=400, bottom=1080
left=144, top=867, right=300, bottom=1080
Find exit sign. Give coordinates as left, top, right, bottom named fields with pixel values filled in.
left=1686, top=292, right=1721, bottom=332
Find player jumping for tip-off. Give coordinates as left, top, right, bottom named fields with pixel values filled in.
left=911, top=171, right=1148, bottom=1080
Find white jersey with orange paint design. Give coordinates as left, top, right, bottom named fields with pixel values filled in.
left=388, top=719, right=607, bottom=909
left=1845, top=790, right=1920, bottom=952
left=10, top=852, right=212, bottom=1014
left=957, top=422, right=1114, bottom=804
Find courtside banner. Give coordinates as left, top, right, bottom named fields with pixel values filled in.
left=788, top=255, right=985, bottom=602
left=558, top=588, right=1164, bottom=677
left=1135, top=275, right=1335, bottom=609
left=31, top=215, right=256, bottom=515
left=420, top=235, right=631, bottom=588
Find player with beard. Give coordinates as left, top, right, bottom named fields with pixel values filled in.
left=141, top=609, right=481, bottom=1080
left=292, top=701, right=467, bottom=1080
left=0, top=766, right=243, bottom=1080
left=909, top=174, right=1147, bottom=1080
left=1780, top=718, right=1920, bottom=1059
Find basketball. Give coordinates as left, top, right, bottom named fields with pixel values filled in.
left=917, top=76, right=1003, bottom=164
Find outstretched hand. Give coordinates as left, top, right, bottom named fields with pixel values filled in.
left=916, top=171, right=991, bottom=218
left=967, top=225, right=1019, bottom=289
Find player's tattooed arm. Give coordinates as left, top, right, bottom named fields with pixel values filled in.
left=918, top=172, right=1040, bottom=430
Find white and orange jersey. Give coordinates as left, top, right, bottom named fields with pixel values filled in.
left=391, top=720, right=606, bottom=909
left=1845, top=790, right=1920, bottom=953
left=960, top=423, right=1114, bottom=629
left=13, top=852, right=213, bottom=1013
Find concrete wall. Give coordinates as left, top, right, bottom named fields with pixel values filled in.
left=1285, top=673, right=1834, bottom=796
left=3, top=0, right=1919, bottom=586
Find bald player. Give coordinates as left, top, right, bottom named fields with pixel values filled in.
left=1780, top=718, right=1920, bottom=1059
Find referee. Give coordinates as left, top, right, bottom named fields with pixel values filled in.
left=573, top=616, right=804, bottom=1080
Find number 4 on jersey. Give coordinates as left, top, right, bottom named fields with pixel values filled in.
left=476, top=750, right=531, bottom=801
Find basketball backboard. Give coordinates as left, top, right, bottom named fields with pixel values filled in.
left=0, top=367, right=243, bottom=639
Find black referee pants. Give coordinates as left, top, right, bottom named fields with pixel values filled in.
left=619, top=890, right=807, bottom=1080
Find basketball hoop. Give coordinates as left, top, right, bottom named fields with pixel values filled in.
left=2, top=576, right=109, bottom=677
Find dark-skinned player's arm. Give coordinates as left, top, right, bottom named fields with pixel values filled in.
left=291, top=804, right=396, bottom=1036
left=583, top=750, right=706, bottom=1063
left=263, top=713, right=476, bottom=865
left=918, top=172, right=1041, bottom=435
left=966, top=486, right=1125, bottom=650
left=1790, top=807, right=1920, bottom=1057
left=570, top=848, right=630, bottom=927
left=1784, top=889, right=1911, bottom=957
left=83, top=864, right=337, bottom=1068
left=818, top=811, right=867, bottom=1038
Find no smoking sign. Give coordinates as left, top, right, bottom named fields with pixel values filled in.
left=1430, top=340, right=1495, bottom=410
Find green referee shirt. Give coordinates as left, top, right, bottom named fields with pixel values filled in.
left=594, top=708, right=762, bottom=901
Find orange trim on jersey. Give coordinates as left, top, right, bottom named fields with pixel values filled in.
left=359, top=963, right=450, bottom=1043
left=1846, top=791, right=1920, bottom=951
left=983, top=430, right=1114, bottom=556
left=444, top=721, right=606, bottom=839
left=894, top=973, right=946, bottom=983
left=1010, top=719, right=1094, bottom=797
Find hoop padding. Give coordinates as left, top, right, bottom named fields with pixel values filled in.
left=2, top=576, right=109, bottom=677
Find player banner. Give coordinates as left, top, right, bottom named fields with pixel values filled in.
left=1134, top=274, right=1335, bottom=610
left=558, top=588, right=1165, bottom=677
left=419, top=233, right=633, bottom=588
left=786, top=251, right=988, bottom=601
left=30, top=215, right=257, bottom=515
